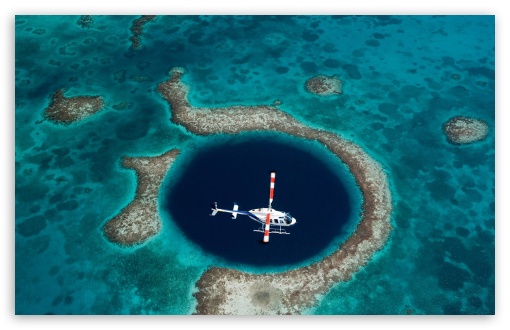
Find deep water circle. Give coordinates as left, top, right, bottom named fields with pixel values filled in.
left=164, top=135, right=357, bottom=267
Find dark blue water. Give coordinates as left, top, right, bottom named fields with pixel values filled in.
left=164, top=135, right=353, bottom=267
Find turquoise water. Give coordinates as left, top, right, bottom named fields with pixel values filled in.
left=15, top=15, right=495, bottom=314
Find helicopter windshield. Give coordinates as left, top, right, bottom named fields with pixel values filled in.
left=284, top=213, right=293, bottom=224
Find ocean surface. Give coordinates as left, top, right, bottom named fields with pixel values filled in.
left=15, top=15, right=495, bottom=315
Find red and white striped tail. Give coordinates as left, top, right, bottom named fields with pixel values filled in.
left=264, top=172, right=276, bottom=243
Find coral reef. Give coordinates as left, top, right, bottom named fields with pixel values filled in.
left=442, top=116, right=489, bottom=144
left=43, top=89, right=104, bottom=125
left=304, top=74, right=342, bottom=96
left=129, top=15, right=156, bottom=50
left=103, top=149, right=180, bottom=245
left=157, top=68, right=392, bottom=314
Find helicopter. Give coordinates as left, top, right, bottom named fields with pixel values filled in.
left=210, top=172, right=297, bottom=243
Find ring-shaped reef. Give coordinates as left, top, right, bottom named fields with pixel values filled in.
left=104, top=67, right=393, bottom=315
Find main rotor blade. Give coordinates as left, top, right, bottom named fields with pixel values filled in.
left=263, top=212, right=271, bottom=243
left=269, top=172, right=275, bottom=209
left=264, top=172, right=275, bottom=243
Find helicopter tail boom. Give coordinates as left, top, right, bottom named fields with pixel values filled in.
left=210, top=202, right=240, bottom=219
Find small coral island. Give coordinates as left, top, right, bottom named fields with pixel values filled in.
left=442, top=116, right=489, bottom=145
left=305, top=74, right=342, bottom=96
left=43, top=89, right=104, bottom=125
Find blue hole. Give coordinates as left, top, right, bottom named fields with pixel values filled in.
left=164, top=134, right=358, bottom=268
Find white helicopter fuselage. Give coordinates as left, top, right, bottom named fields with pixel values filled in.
left=248, top=208, right=297, bottom=226
left=211, top=203, right=297, bottom=227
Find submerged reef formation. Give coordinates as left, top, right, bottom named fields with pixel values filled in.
left=76, top=15, right=93, bottom=29
left=129, top=15, right=156, bottom=50
left=103, top=149, right=180, bottom=246
left=442, top=116, right=489, bottom=145
left=157, top=68, right=393, bottom=315
left=43, top=89, right=104, bottom=125
left=304, top=74, right=342, bottom=96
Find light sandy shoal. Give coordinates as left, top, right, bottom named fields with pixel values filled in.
left=43, top=89, right=104, bottom=125
left=442, top=116, right=489, bottom=144
left=157, top=68, right=393, bottom=315
left=103, top=149, right=180, bottom=246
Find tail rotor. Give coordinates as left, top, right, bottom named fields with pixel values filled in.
left=210, top=202, right=218, bottom=216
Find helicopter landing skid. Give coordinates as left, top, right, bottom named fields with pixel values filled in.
left=253, top=226, right=290, bottom=235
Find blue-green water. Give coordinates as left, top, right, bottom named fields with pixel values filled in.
left=15, top=15, right=495, bottom=315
